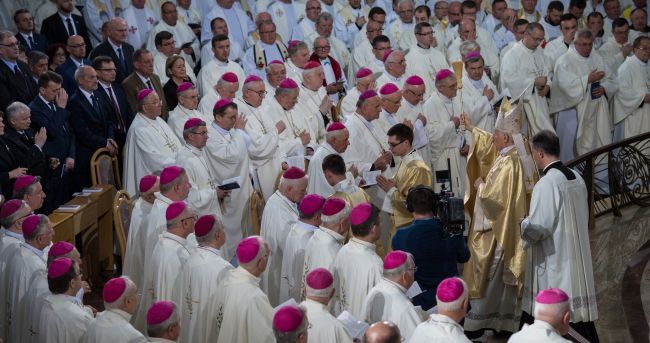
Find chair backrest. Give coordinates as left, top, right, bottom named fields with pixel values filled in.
left=113, top=190, right=133, bottom=258
left=91, top=148, right=122, bottom=190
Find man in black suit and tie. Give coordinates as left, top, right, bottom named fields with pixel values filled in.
left=0, top=115, right=27, bottom=199
left=3, top=102, right=48, bottom=187
left=0, top=31, right=39, bottom=111
left=29, top=71, right=75, bottom=213
left=66, top=65, right=117, bottom=192
left=93, top=55, right=133, bottom=152
left=89, top=18, right=135, bottom=84
left=40, top=0, right=92, bottom=51
left=56, top=35, right=91, bottom=94
left=26, top=51, right=50, bottom=91
left=13, top=9, right=49, bottom=54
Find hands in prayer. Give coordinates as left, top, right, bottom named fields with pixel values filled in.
left=275, top=120, right=286, bottom=134
left=348, top=164, right=359, bottom=178
left=474, top=176, right=485, bottom=189
left=34, top=127, right=47, bottom=149
left=373, top=151, right=393, bottom=171
left=376, top=175, right=395, bottom=192
left=587, top=69, right=605, bottom=83
left=417, top=113, right=427, bottom=126
left=483, top=85, right=494, bottom=101
left=534, top=76, right=547, bottom=88
left=459, top=144, right=469, bottom=156
left=451, top=116, right=461, bottom=129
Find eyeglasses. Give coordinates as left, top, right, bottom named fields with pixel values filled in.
left=0, top=43, right=19, bottom=48
left=247, top=89, right=267, bottom=97
left=388, top=140, right=405, bottom=148
left=190, top=130, right=208, bottom=136
left=68, top=43, right=86, bottom=48
left=143, top=100, right=162, bottom=106
left=382, top=97, right=401, bottom=105
left=314, top=45, right=331, bottom=50
left=98, top=68, right=116, bottom=72
left=259, top=30, right=276, bottom=34
left=636, top=46, right=650, bottom=51
left=408, top=266, right=418, bottom=273
left=406, top=89, right=424, bottom=98
left=416, top=31, right=434, bottom=36
left=180, top=215, right=198, bottom=223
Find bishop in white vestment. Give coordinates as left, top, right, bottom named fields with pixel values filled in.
left=260, top=167, right=307, bottom=306
left=307, top=123, right=351, bottom=197
left=509, top=288, right=573, bottom=343
left=333, top=203, right=383, bottom=318
left=204, top=99, right=254, bottom=260
left=461, top=53, right=499, bottom=133
left=178, top=215, right=233, bottom=343
left=167, top=83, right=213, bottom=140
left=340, top=67, right=379, bottom=117
left=612, top=38, right=650, bottom=140
left=279, top=194, right=325, bottom=303
left=294, top=62, right=330, bottom=149
left=122, top=89, right=181, bottom=196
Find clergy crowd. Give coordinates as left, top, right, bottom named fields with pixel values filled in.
left=0, top=0, right=648, bottom=341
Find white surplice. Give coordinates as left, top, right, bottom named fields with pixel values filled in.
left=461, top=73, right=498, bottom=133
left=410, top=314, right=472, bottom=343
left=236, top=98, right=284, bottom=201
left=301, top=299, right=353, bottom=343
left=134, top=232, right=191, bottom=333
left=375, top=72, right=406, bottom=95
left=167, top=104, right=213, bottom=141
left=303, top=226, right=345, bottom=275
left=123, top=113, right=181, bottom=196
left=500, top=41, right=555, bottom=136
left=447, top=37, right=500, bottom=82
left=208, top=267, right=275, bottom=343
left=142, top=192, right=174, bottom=275
left=17, top=269, right=49, bottom=343
left=550, top=47, right=615, bottom=159
left=80, top=309, right=147, bottom=343
left=405, top=44, right=450, bottom=99
left=307, top=143, right=340, bottom=197
left=176, top=144, right=223, bottom=217
left=197, top=58, right=246, bottom=97
left=260, top=190, right=299, bottom=306
left=262, top=96, right=307, bottom=161
left=362, top=278, right=426, bottom=341
left=349, top=39, right=376, bottom=82
left=332, top=238, right=383, bottom=318
left=508, top=320, right=570, bottom=342
left=597, top=38, right=629, bottom=76
left=340, top=87, right=360, bottom=119
left=39, top=294, right=93, bottom=343
left=543, top=37, right=569, bottom=69
left=147, top=20, right=200, bottom=70
left=123, top=198, right=153, bottom=290
left=612, top=55, right=650, bottom=140
left=520, top=166, right=598, bottom=322
left=395, top=99, right=431, bottom=161
left=120, top=5, right=158, bottom=49
left=204, top=123, right=254, bottom=260
left=279, top=221, right=318, bottom=303
left=197, top=88, right=221, bottom=118
left=294, top=84, right=328, bottom=149
left=3, top=243, right=46, bottom=342
left=422, top=91, right=468, bottom=195
left=178, top=246, right=233, bottom=343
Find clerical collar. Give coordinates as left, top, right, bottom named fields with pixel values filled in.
left=3, top=228, right=23, bottom=241
left=322, top=142, right=337, bottom=155
left=385, top=72, right=403, bottom=83
left=214, top=58, right=229, bottom=66
left=499, top=145, right=515, bottom=156
left=355, top=112, right=375, bottom=130
left=211, top=121, right=231, bottom=135
left=62, top=294, right=84, bottom=307
left=416, top=43, right=430, bottom=51
left=296, top=221, right=318, bottom=232
left=109, top=308, right=133, bottom=322
left=184, top=143, right=203, bottom=153
left=154, top=191, right=173, bottom=205
left=542, top=160, right=562, bottom=174
left=319, top=227, right=345, bottom=242
left=22, top=242, right=46, bottom=261
left=199, top=245, right=223, bottom=257
left=633, top=54, right=648, bottom=66
left=162, top=231, right=188, bottom=246
left=350, top=237, right=376, bottom=249
left=383, top=277, right=407, bottom=293
left=533, top=319, right=563, bottom=336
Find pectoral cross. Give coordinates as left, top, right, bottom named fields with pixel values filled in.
left=128, top=26, right=137, bottom=34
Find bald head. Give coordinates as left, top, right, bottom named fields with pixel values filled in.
left=66, top=35, right=86, bottom=59
left=365, top=321, right=401, bottom=343
left=459, top=18, right=477, bottom=41
left=256, top=11, right=272, bottom=25
left=107, top=18, right=128, bottom=44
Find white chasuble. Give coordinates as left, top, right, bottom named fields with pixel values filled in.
left=362, top=278, right=426, bottom=341
left=205, top=123, right=254, bottom=260
left=301, top=299, right=353, bottom=343
left=340, top=87, right=361, bottom=119
left=142, top=193, right=174, bottom=275
left=543, top=38, right=569, bottom=70
left=550, top=47, right=615, bottom=157
left=509, top=320, right=571, bottom=342
left=260, top=190, right=299, bottom=306
left=178, top=247, right=233, bottom=343
left=123, top=113, right=181, bottom=196
left=38, top=294, right=93, bottom=343
left=197, top=59, right=246, bottom=97
left=302, top=227, right=345, bottom=282
left=422, top=91, right=468, bottom=196
left=176, top=144, right=223, bottom=217
left=167, top=105, right=213, bottom=141
left=134, top=232, right=191, bottom=333
left=294, top=84, right=328, bottom=149
left=80, top=309, right=147, bottom=343
left=597, top=38, right=629, bottom=76
left=208, top=267, right=275, bottom=343
left=307, top=143, right=339, bottom=197
left=0, top=229, right=23, bottom=337
left=3, top=243, right=46, bottom=342
left=236, top=98, right=284, bottom=201
left=262, top=96, right=307, bottom=161
left=147, top=21, right=201, bottom=70
left=123, top=198, right=153, bottom=290
left=500, top=41, right=555, bottom=136
left=520, top=167, right=597, bottom=323
left=410, top=314, right=472, bottom=343
left=332, top=238, right=383, bottom=318
left=612, top=55, right=650, bottom=140
left=405, top=44, right=450, bottom=99
left=279, top=221, right=317, bottom=303
left=461, top=73, right=498, bottom=133
left=17, top=269, right=49, bottom=343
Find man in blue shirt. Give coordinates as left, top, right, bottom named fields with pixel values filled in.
left=391, top=184, right=470, bottom=310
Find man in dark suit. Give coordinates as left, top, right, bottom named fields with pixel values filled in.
left=122, top=48, right=169, bottom=120
left=40, top=0, right=92, bottom=51
left=13, top=9, right=49, bottom=53
left=89, top=18, right=135, bottom=84
left=27, top=51, right=50, bottom=91
left=92, top=55, right=133, bottom=152
left=66, top=65, right=117, bottom=192
left=3, top=101, right=48, bottom=188
left=0, top=31, right=39, bottom=111
left=0, top=115, right=27, bottom=199
left=56, top=35, right=91, bottom=94
left=29, top=71, right=75, bottom=213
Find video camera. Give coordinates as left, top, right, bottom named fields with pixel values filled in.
left=436, top=185, right=465, bottom=237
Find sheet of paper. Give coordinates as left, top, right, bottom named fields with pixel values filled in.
left=274, top=298, right=299, bottom=311
left=362, top=170, right=381, bottom=186
left=220, top=176, right=240, bottom=186
left=287, top=155, right=305, bottom=169
left=337, top=311, right=369, bottom=339
left=406, top=281, right=423, bottom=299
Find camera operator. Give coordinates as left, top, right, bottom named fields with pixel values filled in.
left=391, top=185, right=470, bottom=311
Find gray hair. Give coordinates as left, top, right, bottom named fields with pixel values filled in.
left=316, top=12, right=333, bottom=24
left=147, top=302, right=180, bottom=338
left=5, top=101, right=30, bottom=120
left=275, top=86, right=298, bottom=98
left=0, top=30, right=13, bottom=42
left=27, top=50, right=48, bottom=66
left=382, top=253, right=414, bottom=279
left=13, top=175, right=41, bottom=199
left=265, top=62, right=285, bottom=74
left=575, top=28, right=594, bottom=41
left=196, top=215, right=226, bottom=245
left=320, top=202, right=351, bottom=227
left=239, top=236, right=269, bottom=268
left=436, top=277, right=469, bottom=312
left=273, top=305, right=309, bottom=343
left=533, top=299, right=570, bottom=320
left=23, top=214, right=49, bottom=241
left=74, top=65, right=94, bottom=82
left=0, top=200, right=30, bottom=228
left=459, top=40, right=480, bottom=57
left=288, top=41, right=308, bottom=57
left=104, top=276, right=138, bottom=310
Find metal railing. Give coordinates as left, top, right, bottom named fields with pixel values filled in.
left=566, top=132, right=650, bottom=230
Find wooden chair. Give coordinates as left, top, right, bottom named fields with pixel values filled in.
left=112, top=190, right=133, bottom=258
left=91, top=148, right=121, bottom=190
